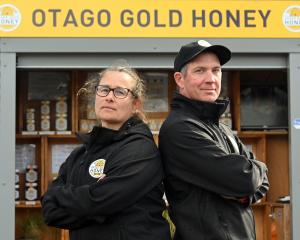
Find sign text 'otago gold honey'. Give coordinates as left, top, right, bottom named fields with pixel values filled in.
left=0, top=0, right=299, bottom=38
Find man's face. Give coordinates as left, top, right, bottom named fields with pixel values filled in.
left=174, top=52, right=222, bottom=102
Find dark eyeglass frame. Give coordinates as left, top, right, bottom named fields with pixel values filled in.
left=95, top=85, right=136, bottom=99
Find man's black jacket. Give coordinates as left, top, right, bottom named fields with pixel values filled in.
left=159, top=92, right=269, bottom=240
left=42, top=117, right=171, bottom=240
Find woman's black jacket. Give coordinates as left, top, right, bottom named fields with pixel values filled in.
left=42, top=117, right=171, bottom=240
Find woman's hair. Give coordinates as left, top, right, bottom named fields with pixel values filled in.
left=77, top=64, right=147, bottom=123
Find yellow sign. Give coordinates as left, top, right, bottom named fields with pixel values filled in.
left=0, top=0, right=299, bottom=38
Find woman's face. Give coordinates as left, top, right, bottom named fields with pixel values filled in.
left=94, top=71, right=138, bottom=130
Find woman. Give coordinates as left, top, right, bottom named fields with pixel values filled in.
left=41, top=65, right=171, bottom=240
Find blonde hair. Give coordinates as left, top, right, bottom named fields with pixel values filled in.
left=77, top=64, right=147, bottom=123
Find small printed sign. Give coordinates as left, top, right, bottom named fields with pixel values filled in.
left=293, top=118, right=300, bottom=129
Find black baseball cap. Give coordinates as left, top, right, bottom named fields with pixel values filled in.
left=174, top=40, right=232, bottom=72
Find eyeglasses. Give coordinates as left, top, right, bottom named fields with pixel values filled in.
left=95, top=85, right=135, bottom=99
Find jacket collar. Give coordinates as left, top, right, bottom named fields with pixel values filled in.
left=171, top=91, right=229, bottom=123
left=76, top=117, right=146, bottom=149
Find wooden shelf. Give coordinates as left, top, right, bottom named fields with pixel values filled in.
left=16, top=134, right=41, bottom=139
left=15, top=201, right=41, bottom=208
left=47, top=134, right=77, bottom=139
left=16, top=133, right=77, bottom=138
left=252, top=202, right=290, bottom=208
left=238, top=131, right=288, bottom=136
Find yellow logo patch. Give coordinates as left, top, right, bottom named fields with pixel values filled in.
left=89, top=159, right=106, bottom=179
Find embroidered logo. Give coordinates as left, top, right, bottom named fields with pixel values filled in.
left=89, top=159, right=106, bottom=179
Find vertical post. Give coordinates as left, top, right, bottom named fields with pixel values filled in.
left=288, top=53, right=300, bottom=240
left=0, top=51, right=16, bottom=240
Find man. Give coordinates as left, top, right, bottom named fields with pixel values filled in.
left=159, top=40, right=269, bottom=240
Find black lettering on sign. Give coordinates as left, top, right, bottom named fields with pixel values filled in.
left=48, top=9, right=61, bottom=27
left=63, top=9, right=78, bottom=27
left=81, top=9, right=94, bottom=27
left=32, top=9, right=45, bottom=27
left=97, top=10, right=110, bottom=27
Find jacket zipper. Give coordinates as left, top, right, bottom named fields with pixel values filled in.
left=209, top=122, right=232, bottom=154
